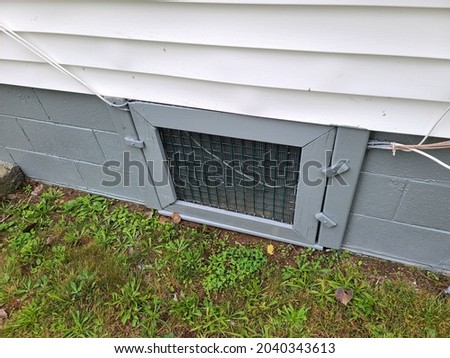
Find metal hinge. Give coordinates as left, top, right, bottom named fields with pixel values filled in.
left=322, top=159, right=350, bottom=177
left=315, top=212, right=337, bottom=228
left=124, top=136, right=145, bottom=149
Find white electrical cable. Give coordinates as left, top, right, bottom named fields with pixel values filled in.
left=367, top=81, right=450, bottom=170
left=0, top=23, right=129, bottom=109
left=419, top=104, right=450, bottom=145
left=409, top=148, right=450, bottom=170
left=368, top=138, right=450, bottom=171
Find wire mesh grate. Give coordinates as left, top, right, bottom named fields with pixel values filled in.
left=159, top=128, right=302, bottom=224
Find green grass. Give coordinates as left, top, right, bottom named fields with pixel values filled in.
left=1, top=184, right=449, bottom=337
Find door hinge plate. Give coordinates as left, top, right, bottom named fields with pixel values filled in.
left=315, top=212, right=337, bottom=228
left=124, top=136, right=145, bottom=148
left=323, top=159, right=350, bottom=177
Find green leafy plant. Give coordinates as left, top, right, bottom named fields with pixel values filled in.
left=68, top=268, right=96, bottom=301
left=203, top=245, right=267, bottom=292
left=111, top=278, right=159, bottom=328
left=8, top=232, right=45, bottom=267
left=275, top=303, right=309, bottom=335
left=9, top=300, right=43, bottom=335
left=62, top=310, right=103, bottom=338
left=169, top=293, right=202, bottom=324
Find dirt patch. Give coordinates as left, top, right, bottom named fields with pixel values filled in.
left=356, top=254, right=450, bottom=295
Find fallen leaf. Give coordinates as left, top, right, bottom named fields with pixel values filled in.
left=0, top=309, right=7, bottom=320
left=31, top=183, right=44, bottom=196
left=159, top=216, right=171, bottom=223
left=6, top=194, right=16, bottom=200
left=334, top=288, right=353, bottom=305
left=171, top=212, right=182, bottom=224
left=146, top=211, right=154, bottom=219
left=45, top=236, right=58, bottom=246
left=267, top=244, right=275, bottom=256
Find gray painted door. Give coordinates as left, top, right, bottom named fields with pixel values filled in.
left=129, top=102, right=340, bottom=248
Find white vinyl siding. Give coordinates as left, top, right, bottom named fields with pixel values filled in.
left=1, top=1, right=449, bottom=137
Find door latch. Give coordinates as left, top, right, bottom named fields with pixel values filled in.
left=322, top=159, right=349, bottom=177
left=124, top=136, right=145, bottom=148
left=315, top=212, right=337, bottom=228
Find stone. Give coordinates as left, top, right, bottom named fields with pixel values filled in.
left=0, top=161, right=25, bottom=196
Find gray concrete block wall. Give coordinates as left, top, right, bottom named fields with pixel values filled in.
left=0, top=84, right=147, bottom=203
left=344, top=132, right=450, bottom=272
left=0, top=115, right=35, bottom=151
left=33, top=89, right=116, bottom=132
left=16, top=119, right=106, bottom=164
left=93, top=130, right=128, bottom=167
left=0, top=146, right=12, bottom=162
left=76, top=162, right=149, bottom=204
left=7, top=148, right=87, bottom=189
left=0, top=86, right=49, bottom=121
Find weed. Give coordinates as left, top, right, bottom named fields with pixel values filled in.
left=23, top=184, right=33, bottom=194
left=8, top=300, right=43, bottom=336
left=62, top=310, right=103, bottom=338
left=274, top=304, right=309, bottom=336
left=165, top=237, right=205, bottom=285
left=203, top=245, right=267, bottom=292
left=111, top=278, right=160, bottom=329
left=8, top=232, right=45, bottom=267
left=169, top=293, right=202, bottom=324
left=68, top=268, right=96, bottom=301
left=14, top=277, right=40, bottom=298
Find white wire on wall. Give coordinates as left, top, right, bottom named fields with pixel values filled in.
left=0, top=23, right=129, bottom=109
left=367, top=104, right=450, bottom=171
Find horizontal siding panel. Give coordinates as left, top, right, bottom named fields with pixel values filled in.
left=2, top=33, right=450, bottom=102
left=1, top=3, right=450, bottom=59
left=1, top=60, right=449, bottom=138
left=138, top=0, right=450, bottom=7
left=7, top=0, right=450, bottom=7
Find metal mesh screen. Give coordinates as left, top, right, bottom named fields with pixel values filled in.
left=159, top=128, right=302, bottom=224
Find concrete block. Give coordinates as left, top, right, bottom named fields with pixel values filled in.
left=0, top=115, right=34, bottom=151
left=0, top=161, right=24, bottom=196
left=17, top=119, right=105, bottom=164
left=343, top=213, right=450, bottom=272
left=7, top=149, right=86, bottom=189
left=363, top=145, right=450, bottom=184
left=394, top=181, right=450, bottom=231
left=93, top=131, right=125, bottom=164
left=0, top=147, right=13, bottom=163
left=0, top=84, right=49, bottom=121
left=76, top=161, right=152, bottom=204
left=34, top=89, right=116, bottom=132
left=351, top=172, right=407, bottom=220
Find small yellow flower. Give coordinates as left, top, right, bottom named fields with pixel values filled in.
left=267, top=244, right=274, bottom=256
